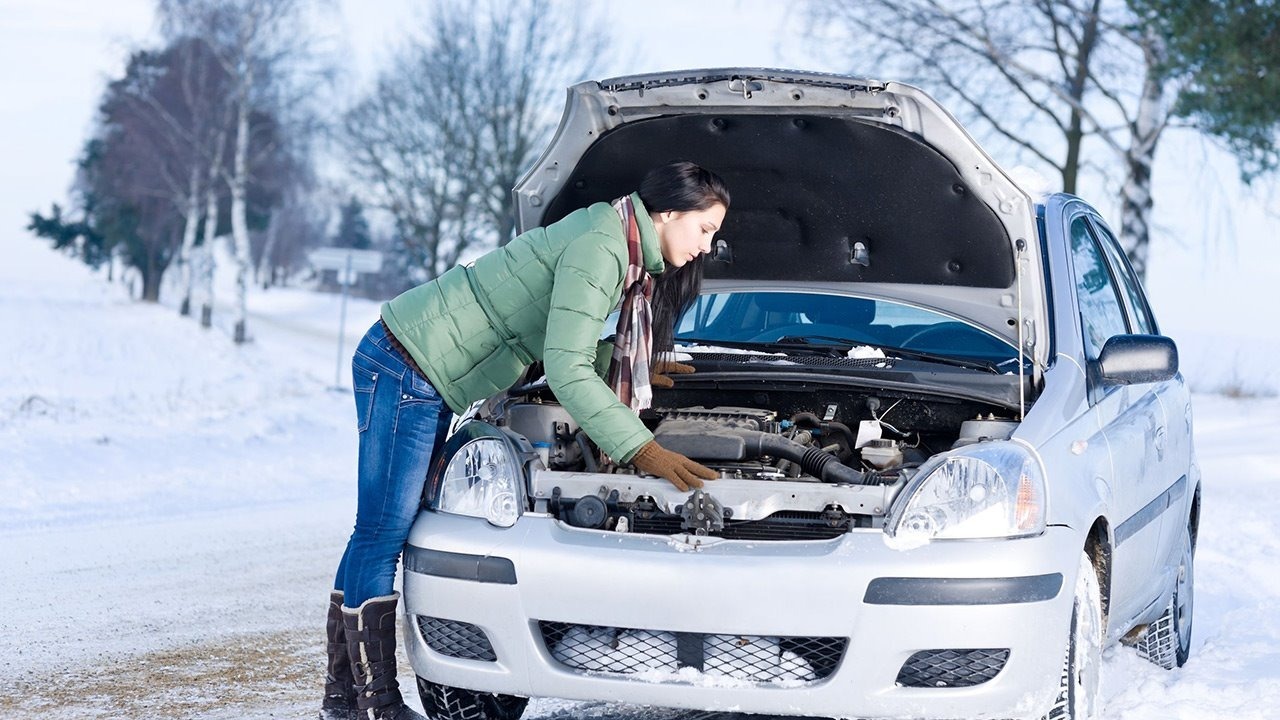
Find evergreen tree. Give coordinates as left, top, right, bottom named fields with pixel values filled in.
left=27, top=138, right=112, bottom=269
left=333, top=197, right=372, bottom=250
left=1132, top=0, right=1280, bottom=181
left=28, top=48, right=204, bottom=301
left=29, top=35, right=304, bottom=306
left=27, top=202, right=110, bottom=269
left=29, top=56, right=189, bottom=303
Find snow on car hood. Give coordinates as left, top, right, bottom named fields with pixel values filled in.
left=515, top=68, right=1048, bottom=373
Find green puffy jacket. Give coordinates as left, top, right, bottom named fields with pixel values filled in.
left=381, top=192, right=665, bottom=463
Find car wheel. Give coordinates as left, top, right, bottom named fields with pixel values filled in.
left=1046, top=551, right=1103, bottom=720
left=1134, top=523, right=1195, bottom=669
left=416, top=676, right=528, bottom=720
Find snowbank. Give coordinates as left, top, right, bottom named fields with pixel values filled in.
left=0, top=238, right=378, bottom=530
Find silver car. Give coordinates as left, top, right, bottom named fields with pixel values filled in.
left=400, top=69, right=1198, bottom=720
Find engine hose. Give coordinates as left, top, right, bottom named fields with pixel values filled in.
left=790, top=412, right=823, bottom=428
left=824, top=421, right=858, bottom=450
left=739, top=431, right=877, bottom=485
left=789, top=413, right=858, bottom=459
left=575, top=431, right=600, bottom=473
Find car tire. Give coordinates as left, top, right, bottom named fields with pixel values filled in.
left=1134, top=523, right=1195, bottom=669
left=1046, top=551, right=1103, bottom=720
left=416, top=676, right=528, bottom=720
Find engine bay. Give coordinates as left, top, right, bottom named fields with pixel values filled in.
left=481, top=381, right=1019, bottom=540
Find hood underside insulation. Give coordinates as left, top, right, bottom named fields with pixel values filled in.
left=542, top=114, right=1014, bottom=288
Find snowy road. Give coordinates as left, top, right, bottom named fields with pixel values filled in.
left=3, top=242, right=1278, bottom=719
left=3, top=498, right=349, bottom=718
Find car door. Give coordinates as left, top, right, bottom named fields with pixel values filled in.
left=1065, top=212, right=1168, bottom=624
left=1090, top=219, right=1191, bottom=579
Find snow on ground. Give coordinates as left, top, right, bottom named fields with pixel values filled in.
left=1099, top=393, right=1280, bottom=720
left=0, top=239, right=379, bottom=530
left=0, top=238, right=379, bottom=717
left=2, top=237, right=1279, bottom=719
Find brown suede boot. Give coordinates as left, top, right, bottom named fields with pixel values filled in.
left=342, top=592, right=425, bottom=720
left=320, top=590, right=358, bottom=720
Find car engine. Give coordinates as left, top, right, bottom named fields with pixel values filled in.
left=480, top=384, right=1018, bottom=540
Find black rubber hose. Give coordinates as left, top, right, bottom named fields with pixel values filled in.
left=789, top=413, right=857, bottom=461
left=575, top=431, right=599, bottom=473
left=822, top=421, right=858, bottom=454
left=790, top=412, right=823, bottom=428
left=736, top=430, right=876, bottom=485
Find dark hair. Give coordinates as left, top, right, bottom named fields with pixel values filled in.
left=650, top=255, right=705, bottom=354
left=638, top=161, right=731, bottom=214
left=638, top=161, right=730, bottom=357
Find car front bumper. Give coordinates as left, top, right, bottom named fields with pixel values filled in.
left=403, top=511, right=1082, bottom=720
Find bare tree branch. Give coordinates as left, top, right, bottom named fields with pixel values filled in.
left=811, top=0, right=1186, bottom=277
left=343, top=0, right=607, bottom=281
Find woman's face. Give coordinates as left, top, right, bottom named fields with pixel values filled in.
left=654, top=203, right=726, bottom=268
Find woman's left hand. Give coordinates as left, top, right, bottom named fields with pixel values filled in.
left=650, top=360, right=696, bottom=388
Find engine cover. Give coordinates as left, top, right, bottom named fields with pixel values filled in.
left=656, top=406, right=777, bottom=431
left=652, top=406, right=778, bottom=461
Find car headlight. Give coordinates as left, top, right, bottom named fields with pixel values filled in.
left=887, top=442, right=1046, bottom=543
left=437, top=437, right=522, bottom=527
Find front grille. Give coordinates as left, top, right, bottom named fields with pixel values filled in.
left=417, top=616, right=496, bottom=662
left=630, top=510, right=850, bottom=541
left=538, top=621, right=846, bottom=684
left=895, top=648, right=1010, bottom=687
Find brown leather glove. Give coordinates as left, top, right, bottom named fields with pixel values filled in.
left=650, top=360, right=696, bottom=389
left=629, top=440, right=717, bottom=491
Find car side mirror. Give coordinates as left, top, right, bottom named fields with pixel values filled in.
left=1098, top=334, right=1178, bottom=385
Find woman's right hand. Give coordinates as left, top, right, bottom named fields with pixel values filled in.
left=628, top=440, right=718, bottom=491
left=650, top=360, right=696, bottom=389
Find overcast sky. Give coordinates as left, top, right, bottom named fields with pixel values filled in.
left=2, top=0, right=1276, bottom=350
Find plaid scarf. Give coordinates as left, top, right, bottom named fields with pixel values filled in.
left=605, top=195, right=655, bottom=413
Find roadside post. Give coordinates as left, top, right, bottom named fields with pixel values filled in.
left=309, top=248, right=384, bottom=390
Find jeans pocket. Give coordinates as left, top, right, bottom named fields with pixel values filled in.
left=353, top=364, right=378, bottom=433
left=403, top=370, right=443, bottom=406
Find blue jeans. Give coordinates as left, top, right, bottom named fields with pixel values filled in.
left=334, top=320, right=453, bottom=607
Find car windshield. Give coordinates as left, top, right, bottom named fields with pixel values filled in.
left=671, top=291, right=1020, bottom=366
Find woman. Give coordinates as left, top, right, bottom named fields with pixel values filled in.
left=320, top=161, right=730, bottom=720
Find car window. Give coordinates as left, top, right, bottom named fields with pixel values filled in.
left=676, top=293, right=731, bottom=334
left=1089, top=219, right=1157, bottom=335
left=672, top=291, right=1019, bottom=364
left=606, top=295, right=733, bottom=341
left=1069, top=217, right=1129, bottom=361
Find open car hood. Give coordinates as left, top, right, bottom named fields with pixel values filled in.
left=514, top=69, right=1048, bottom=375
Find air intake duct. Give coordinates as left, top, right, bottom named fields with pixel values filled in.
left=743, top=431, right=870, bottom=485
left=653, top=420, right=874, bottom=485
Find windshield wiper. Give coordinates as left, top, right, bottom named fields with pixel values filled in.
left=678, top=334, right=1008, bottom=373
left=774, top=334, right=1002, bottom=373
left=673, top=336, right=845, bottom=356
